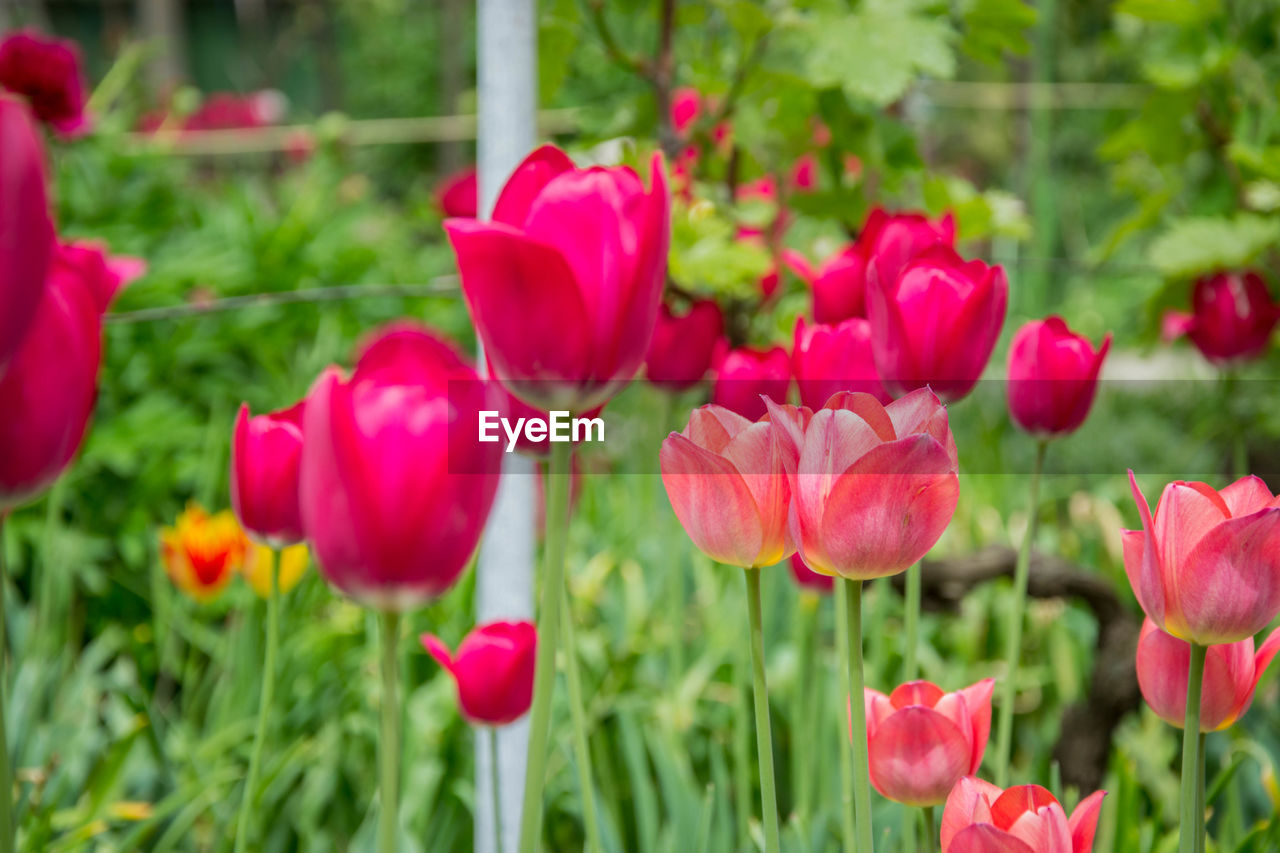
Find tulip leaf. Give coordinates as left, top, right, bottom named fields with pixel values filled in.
left=1146, top=214, right=1280, bottom=278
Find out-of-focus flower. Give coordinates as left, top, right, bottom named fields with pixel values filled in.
left=788, top=243, right=870, bottom=325
left=766, top=388, right=959, bottom=580
left=863, top=679, right=995, bottom=807
left=792, top=316, right=890, bottom=409
left=231, top=401, right=305, bottom=547
left=645, top=299, right=724, bottom=391
left=789, top=553, right=833, bottom=594
left=661, top=405, right=794, bottom=569
left=0, top=95, right=55, bottom=372
left=445, top=144, right=670, bottom=412
left=1162, top=271, right=1278, bottom=366
left=866, top=245, right=1007, bottom=402
left=671, top=87, right=702, bottom=137
left=299, top=323, right=501, bottom=610
left=1124, top=472, right=1280, bottom=645
left=941, top=776, right=1106, bottom=853
left=423, top=621, right=538, bottom=726
left=435, top=166, right=478, bottom=218
left=710, top=344, right=791, bottom=421
left=241, top=542, right=310, bottom=597
left=1006, top=317, right=1111, bottom=439
left=160, top=504, right=248, bottom=602
left=0, top=30, right=88, bottom=136
left=790, top=153, right=818, bottom=192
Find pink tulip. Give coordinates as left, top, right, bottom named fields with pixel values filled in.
left=797, top=244, right=870, bottom=325
left=792, top=316, right=890, bottom=410
left=941, top=776, right=1106, bottom=853
left=645, top=299, right=725, bottom=390
left=862, top=679, right=995, bottom=807
left=0, top=96, right=55, bottom=372
left=0, top=31, right=88, bottom=136
left=422, top=621, right=537, bottom=726
left=1006, top=317, right=1111, bottom=439
left=660, top=405, right=794, bottom=569
left=1162, top=271, right=1278, bottom=366
left=298, top=323, right=501, bottom=610
left=1136, top=617, right=1280, bottom=732
left=231, top=401, right=306, bottom=547
left=789, top=553, right=834, bottom=594
left=0, top=241, right=134, bottom=510
left=790, top=153, right=818, bottom=192
left=445, top=145, right=670, bottom=412
left=766, top=388, right=959, bottom=580
left=710, top=344, right=791, bottom=421
left=435, top=166, right=478, bottom=218
left=866, top=245, right=1008, bottom=402
left=861, top=207, right=957, bottom=295
left=671, top=86, right=702, bottom=137
left=1124, top=472, right=1280, bottom=644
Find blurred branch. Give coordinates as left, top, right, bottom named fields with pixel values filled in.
left=653, top=0, right=679, bottom=159
left=897, top=545, right=1142, bottom=792
left=584, top=0, right=649, bottom=78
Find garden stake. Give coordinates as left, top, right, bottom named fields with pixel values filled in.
left=489, top=727, right=504, bottom=853
left=234, top=550, right=279, bottom=853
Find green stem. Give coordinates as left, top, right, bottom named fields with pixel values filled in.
left=922, top=805, right=937, bottom=853
left=1179, top=644, right=1207, bottom=853
left=994, top=440, right=1047, bottom=787
left=490, top=727, right=504, bottom=853
left=792, top=595, right=819, bottom=819
left=744, top=568, right=781, bottom=853
left=233, top=550, right=279, bottom=853
left=843, top=579, right=874, bottom=852
left=903, top=562, right=920, bottom=680
left=0, top=515, right=11, bottom=853
left=834, top=580, right=856, bottom=853
left=379, top=610, right=402, bottom=853
left=1196, top=732, right=1206, bottom=853
left=560, top=587, right=602, bottom=853
left=519, top=441, right=572, bottom=853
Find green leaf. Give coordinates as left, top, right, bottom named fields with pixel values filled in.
left=1147, top=214, right=1280, bottom=277
left=1115, top=0, right=1222, bottom=26
left=960, top=0, right=1037, bottom=63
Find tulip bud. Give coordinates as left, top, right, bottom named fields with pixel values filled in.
left=0, top=30, right=89, bottom=136
left=660, top=405, right=795, bottom=569
left=710, top=344, right=791, bottom=421
left=1006, top=316, right=1111, bottom=439
left=1162, top=271, right=1278, bottom=366
left=231, top=401, right=306, bottom=547
left=434, top=166, right=478, bottom=218
left=645, top=299, right=724, bottom=391
left=792, top=316, right=890, bottom=410
left=1124, top=472, right=1280, bottom=645
left=862, top=679, right=994, bottom=806
left=866, top=245, right=1008, bottom=402
left=422, top=621, right=537, bottom=726
left=445, top=144, right=670, bottom=412
left=940, top=776, right=1105, bottom=853
left=767, top=389, right=959, bottom=580
left=805, top=244, right=870, bottom=325
left=1136, top=617, right=1280, bottom=732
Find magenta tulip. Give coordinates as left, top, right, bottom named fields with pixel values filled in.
left=1124, top=472, right=1280, bottom=645
left=863, top=679, right=995, bottom=807
left=0, top=96, right=55, bottom=372
left=0, top=30, right=88, bottom=136
left=298, top=323, right=501, bottom=610
left=1006, top=317, right=1111, bottom=439
left=792, top=316, right=890, bottom=410
left=232, top=401, right=306, bottom=547
left=1137, top=617, right=1280, bottom=732
left=867, top=245, right=1008, bottom=402
left=660, top=405, right=794, bottom=569
left=0, top=241, right=134, bottom=510
left=422, top=621, right=537, bottom=726
left=645, top=299, right=724, bottom=390
left=941, top=776, right=1106, bottom=853
left=671, top=87, right=702, bottom=137
left=435, top=166, right=478, bottom=218
left=789, top=553, right=834, bottom=594
left=445, top=144, right=670, bottom=412
left=766, top=388, right=959, bottom=580
left=795, top=244, right=870, bottom=325
left=710, top=344, right=791, bottom=421
left=861, top=207, right=956, bottom=297
left=1162, top=271, right=1278, bottom=366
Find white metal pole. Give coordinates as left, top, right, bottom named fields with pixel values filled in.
left=475, top=2, right=538, bottom=853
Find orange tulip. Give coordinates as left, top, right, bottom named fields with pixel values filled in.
left=159, top=504, right=248, bottom=602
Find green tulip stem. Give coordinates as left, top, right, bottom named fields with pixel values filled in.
left=744, top=568, right=781, bottom=853
left=378, top=610, right=402, bottom=853
left=1196, top=731, right=1207, bottom=853
left=903, top=563, right=921, bottom=680
left=0, top=516, right=11, bottom=853
left=994, top=439, right=1047, bottom=787
left=234, top=549, right=280, bottom=853
left=560, top=586, right=602, bottom=853
left=834, top=579, right=857, bottom=852
left=923, top=805, right=937, bottom=853
left=843, top=578, right=874, bottom=852
left=519, top=440, right=572, bottom=853
left=1179, top=643, right=1207, bottom=853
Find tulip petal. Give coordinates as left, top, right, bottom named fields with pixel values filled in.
left=1220, top=475, right=1277, bottom=517
left=948, top=825, right=1037, bottom=853
left=1177, top=507, right=1280, bottom=643
left=865, top=689, right=897, bottom=735
left=822, top=391, right=896, bottom=441
left=1253, top=627, right=1280, bottom=688
left=684, top=404, right=754, bottom=454
left=1068, top=791, right=1107, bottom=853
left=886, top=386, right=957, bottom=466
left=958, top=678, right=996, bottom=773
left=720, top=421, right=792, bottom=565
left=1125, top=472, right=1168, bottom=629
left=942, top=776, right=1003, bottom=851
left=490, top=144, right=576, bottom=227
left=660, top=432, right=764, bottom=568
left=421, top=633, right=455, bottom=672
left=992, top=787, right=1073, bottom=853
left=889, top=681, right=945, bottom=709
left=868, top=706, right=973, bottom=806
